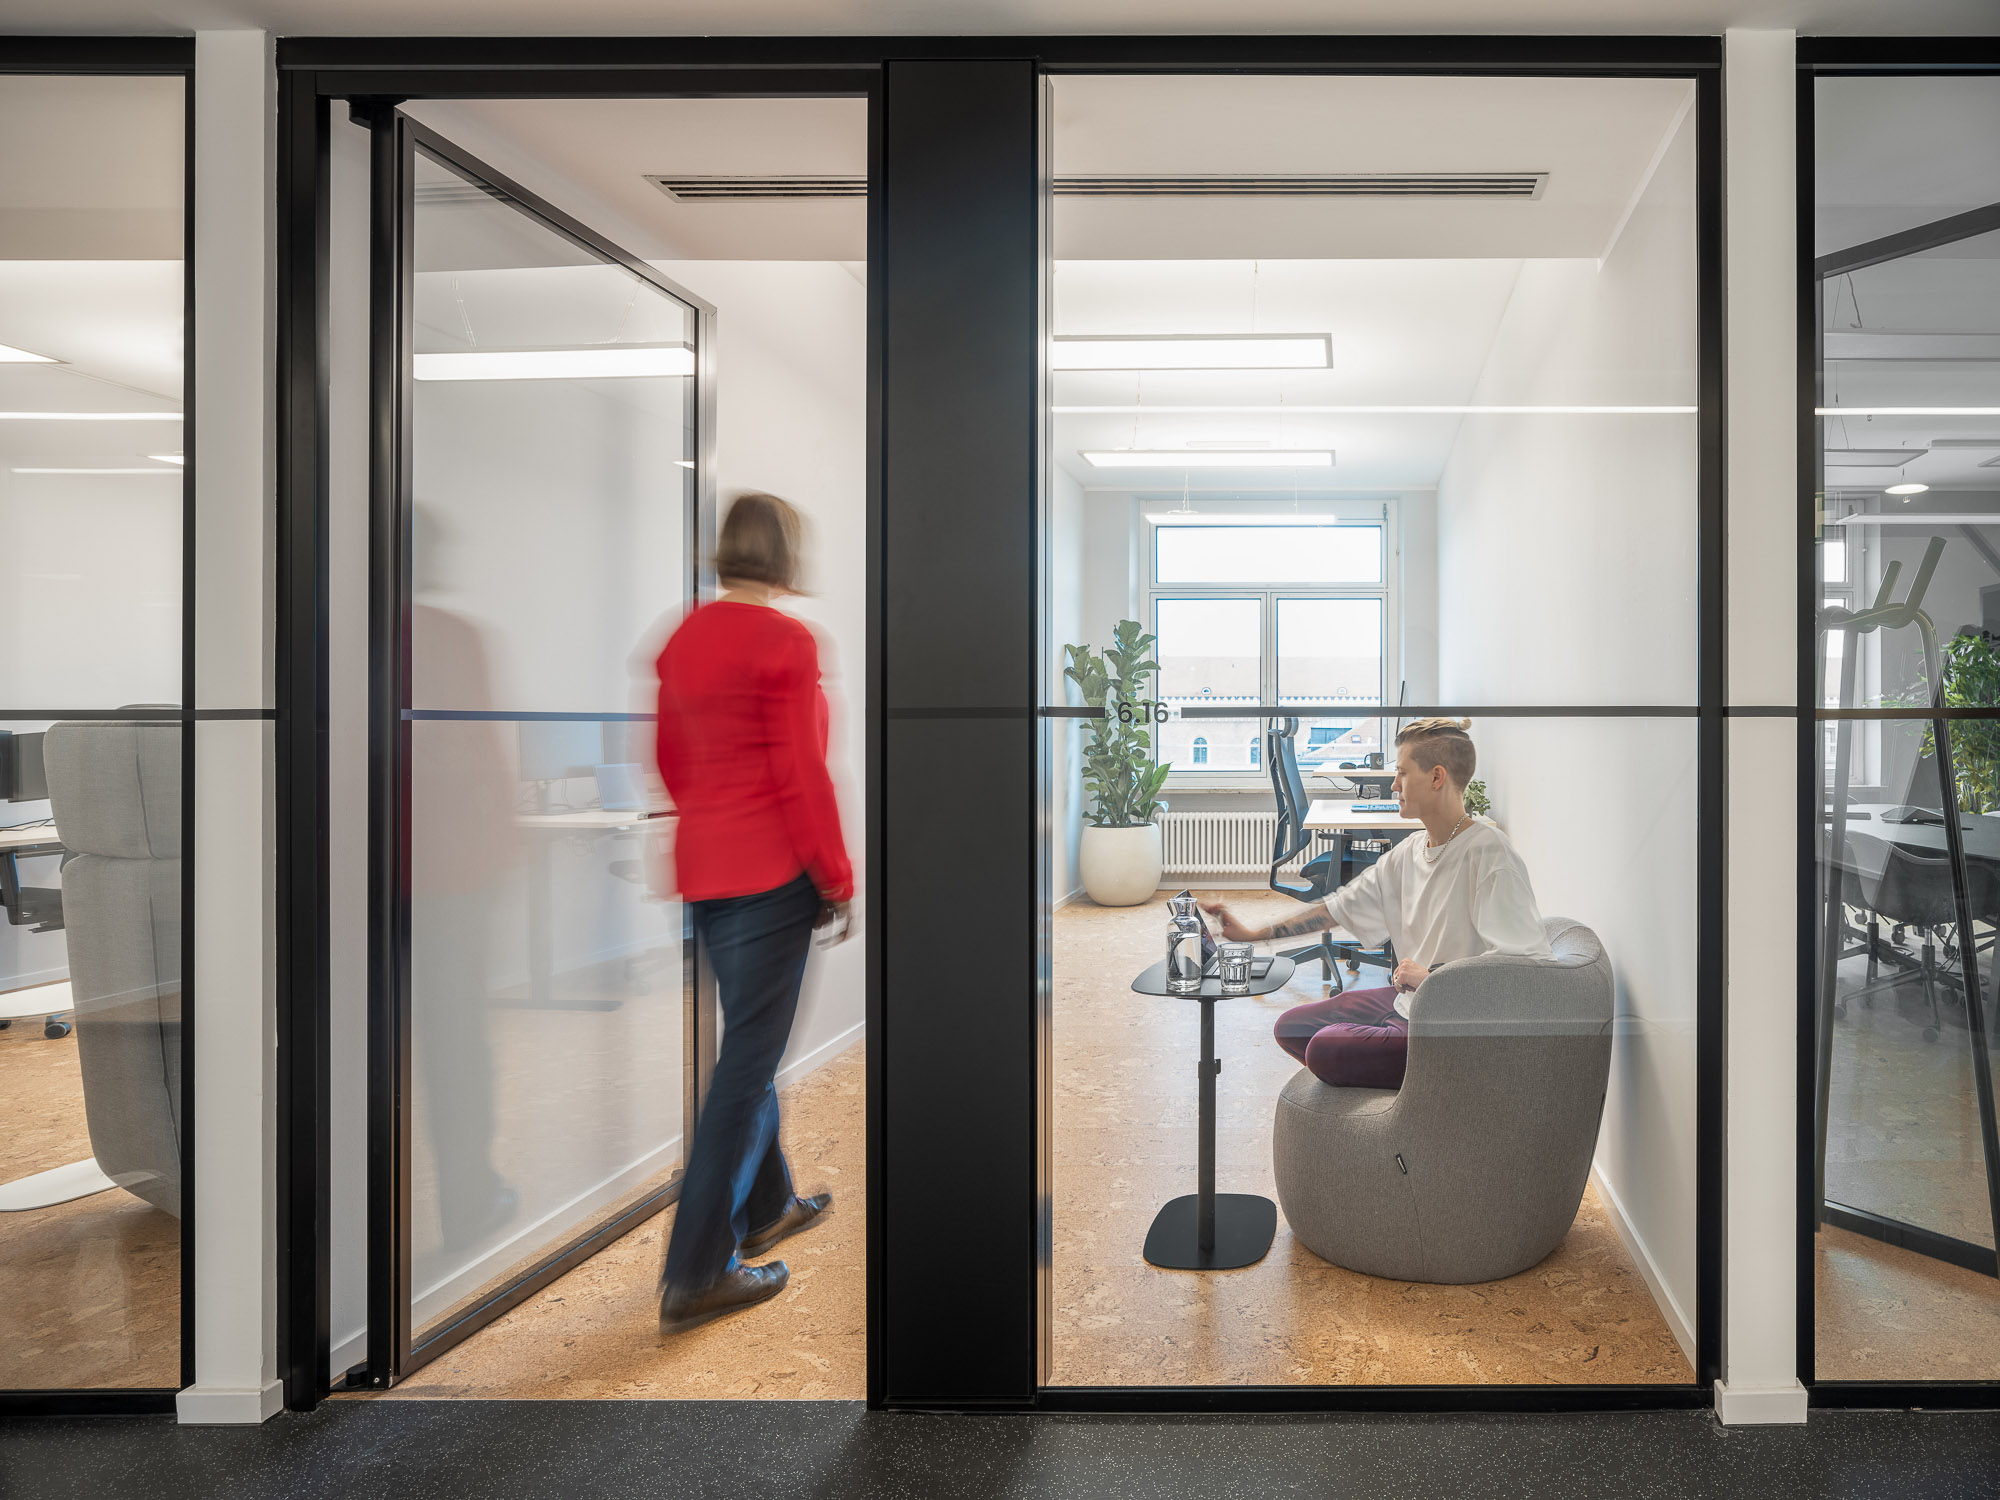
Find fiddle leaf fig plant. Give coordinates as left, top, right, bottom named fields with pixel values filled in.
left=1064, top=619, right=1172, bottom=828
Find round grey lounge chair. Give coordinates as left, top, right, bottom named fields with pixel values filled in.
left=1272, top=917, right=1612, bottom=1284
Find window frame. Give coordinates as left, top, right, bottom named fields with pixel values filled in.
left=1144, top=504, right=1399, bottom=789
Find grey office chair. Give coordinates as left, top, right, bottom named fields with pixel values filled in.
left=41, top=717, right=183, bottom=1217
left=1266, top=717, right=1394, bottom=992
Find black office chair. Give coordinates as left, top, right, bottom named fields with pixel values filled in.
left=1266, top=717, right=1394, bottom=993
left=1843, top=830, right=1967, bottom=1043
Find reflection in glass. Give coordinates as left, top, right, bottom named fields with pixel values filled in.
left=405, top=146, right=694, bottom=1335
left=0, top=72, right=184, bottom=1392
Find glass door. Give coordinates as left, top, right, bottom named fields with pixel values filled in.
left=365, top=111, right=713, bottom=1380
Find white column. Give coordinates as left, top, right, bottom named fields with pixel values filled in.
left=177, top=27, right=281, bottom=1427
left=1716, top=26, right=1808, bottom=1428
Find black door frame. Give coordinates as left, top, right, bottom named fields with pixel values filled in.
left=0, top=35, right=198, bottom=1420
left=276, top=33, right=1725, bottom=1415
left=1797, top=35, right=2000, bottom=1413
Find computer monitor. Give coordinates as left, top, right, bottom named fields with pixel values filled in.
left=517, top=720, right=603, bottom=784
left=0, top=730, right=48, bottom=802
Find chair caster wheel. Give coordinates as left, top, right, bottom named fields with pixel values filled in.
left=44, top=1019, right=71, bottom=1040
left=0, top=1018, right=10, bottom=1030
left=1834, top=999, right=1847, bottom=1018
left=1923, top=1025, right=1940, bottom=1043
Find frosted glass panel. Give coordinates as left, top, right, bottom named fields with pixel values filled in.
left=405, top=145, right=695, bottom=1338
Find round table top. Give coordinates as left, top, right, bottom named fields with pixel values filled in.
left=1130, top=954, right=1297, bottom=999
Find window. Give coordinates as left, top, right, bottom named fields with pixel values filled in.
left=1149, top=516, right=1395, bottom=781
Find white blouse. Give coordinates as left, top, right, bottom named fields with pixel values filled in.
left=1322, top=818, right=1552, bottom=1019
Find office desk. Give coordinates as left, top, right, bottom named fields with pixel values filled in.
left=0, top=821, right=63, bottom=933
left=514, top=808, right=671, bottom=1005
left=1836, top=803, right=2000, bottom=863
left=1304, top=799, right=1424, bottom=833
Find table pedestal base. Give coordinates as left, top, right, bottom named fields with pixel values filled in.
left=1142, top=1192, right=1276, bottom=1271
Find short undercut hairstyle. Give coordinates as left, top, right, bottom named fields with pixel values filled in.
left=714, top=491, right=805, bottom=593
left=1395, top=716, right=1477, bottom=789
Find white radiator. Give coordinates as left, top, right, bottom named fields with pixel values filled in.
left=1159, top=811, right=1315, bottom=881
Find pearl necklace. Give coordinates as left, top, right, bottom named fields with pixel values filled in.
left=1422, top=812, right=1473, bottom=863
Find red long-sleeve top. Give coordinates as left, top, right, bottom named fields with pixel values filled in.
left=654, top=601, right=854, bottom=903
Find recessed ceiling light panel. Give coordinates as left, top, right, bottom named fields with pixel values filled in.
left=413, top=346, right=695, bottom=382
left=1084, top=449, right=1334, bottom=469
left=1054, top=335, right=1331, bottom=372
left=0, top=342, right=57, bottom=364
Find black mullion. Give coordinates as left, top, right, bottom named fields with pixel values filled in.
left=1796, top=53, right=1823, bottom=1396
left=274, top=70, right=334, bottom=1415
left=1692, top=60, right=1727, bottom=1391
left=279, top=35, right=1722, bottom=75
left=177, top=54, right=198, bottom=1401
left=363, top=105, right=415, bottom=1387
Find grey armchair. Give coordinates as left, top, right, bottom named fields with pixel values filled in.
left=42, top=718, right=183, bottom=1218
left=1271, top=917, right=1612, bottom=1284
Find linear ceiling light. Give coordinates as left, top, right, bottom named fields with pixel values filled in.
left=148, top=453, right=184, bottom=465
left=1885, top=482, right=1930, bottom=495
left=0, top=411, right=181, bottom=420
left=11, top=467, right=182, bottom=475
left=1084, top=449, right=1334, bottom=469
left=1834, top=513, right=2000, bottom=526
left=1054, top=403, right=1696, bottom=415
left=1053, top=335, right=1331, bottom=372
left=1818, top=407, right=2000, bottom=416
left=1144, top=512, right=1366, bottom=525
left=0, top=342, right=57, bottom=364
left=413, top=346, right=695, bottom=381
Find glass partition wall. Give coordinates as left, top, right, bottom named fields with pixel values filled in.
left=1811, top=67, right=2000, bottom=1385
left=1041, top=71, right=1710, bottom=1390
left=0, top=67, right=188, bottom=1395
left=371, top=117, right=707, bottom=1375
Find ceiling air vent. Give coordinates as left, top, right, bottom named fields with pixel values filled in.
left=649, top=175, right=868, bottom=200
left=646, top=172, right=1548, bottom=202
left=1055, top=173, right=1548, bottom=199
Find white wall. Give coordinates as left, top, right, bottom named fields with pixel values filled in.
left=655, top=259, right=869, bottom=1079
left=1436, top=93, right=1701, bottom=1358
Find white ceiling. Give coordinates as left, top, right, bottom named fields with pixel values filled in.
left=1052, top=75, right=1693, bottom=260
left=0, top=75, right=185, bottom=477
left=7, top=0, right=1999, bottom=35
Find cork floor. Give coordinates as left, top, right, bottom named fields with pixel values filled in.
left=0, top=1005, right=180, bottom=1390
left=1816, top=948, right=2000, bottom=1379
left=370, top=1039, right=864, bottom=1401
left=1048, top=892, right=1693, bottom=1386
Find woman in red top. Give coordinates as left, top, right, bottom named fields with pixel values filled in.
left=654, top=492, right=854, bottom=1334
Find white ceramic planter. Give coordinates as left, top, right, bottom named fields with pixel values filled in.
left=1078, top=822, right=1164, bottom=907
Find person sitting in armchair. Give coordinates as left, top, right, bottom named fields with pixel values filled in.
left=1201, top=717, right=1550, bottom=1091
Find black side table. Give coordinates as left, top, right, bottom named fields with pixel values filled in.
left=1130, top=955, right=1295, bottom=1270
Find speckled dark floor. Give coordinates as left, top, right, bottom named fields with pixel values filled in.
left=4, top=1403, right=2000, bottom=1499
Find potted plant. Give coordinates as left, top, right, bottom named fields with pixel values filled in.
left=1064, top=620, right=1172, bottom=906
left=1906, top=631, right=2000, bottom=813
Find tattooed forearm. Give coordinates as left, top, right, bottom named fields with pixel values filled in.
left=1263, top=908, right=1335, bottom=942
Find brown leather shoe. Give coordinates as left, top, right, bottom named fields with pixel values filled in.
left=740, top=1192, right=832, bottom=1258
left=658, top=1262, right=789, bottom=1335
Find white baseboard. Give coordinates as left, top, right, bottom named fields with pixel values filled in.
left=177, top=1379, right=283, bottom=1425
left=1590, top=1164, right=1697, bottom=1373
left=1714, top=1378, right=1809, bottom=1426
left=1054, top=886, right=1086, bottom=911
left=777, top=1019, right=864, bottom=1094
left=328, top=1327, right=367, bottom=1382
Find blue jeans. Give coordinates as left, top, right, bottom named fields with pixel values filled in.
left=661, top=872, right=818, bottom=1293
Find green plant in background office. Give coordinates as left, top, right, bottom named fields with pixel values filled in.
left=1463, top=779, right=1491, bottom=819
left=1065, top=620, right=1172, bottom=906
left=1906, top=632, right=2000, bottom=813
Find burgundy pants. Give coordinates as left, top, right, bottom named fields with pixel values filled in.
left=1274, top=984, right=1409, bottom=1090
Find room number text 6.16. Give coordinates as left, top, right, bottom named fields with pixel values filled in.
left=1116, top=699, right=1171, bottom=724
